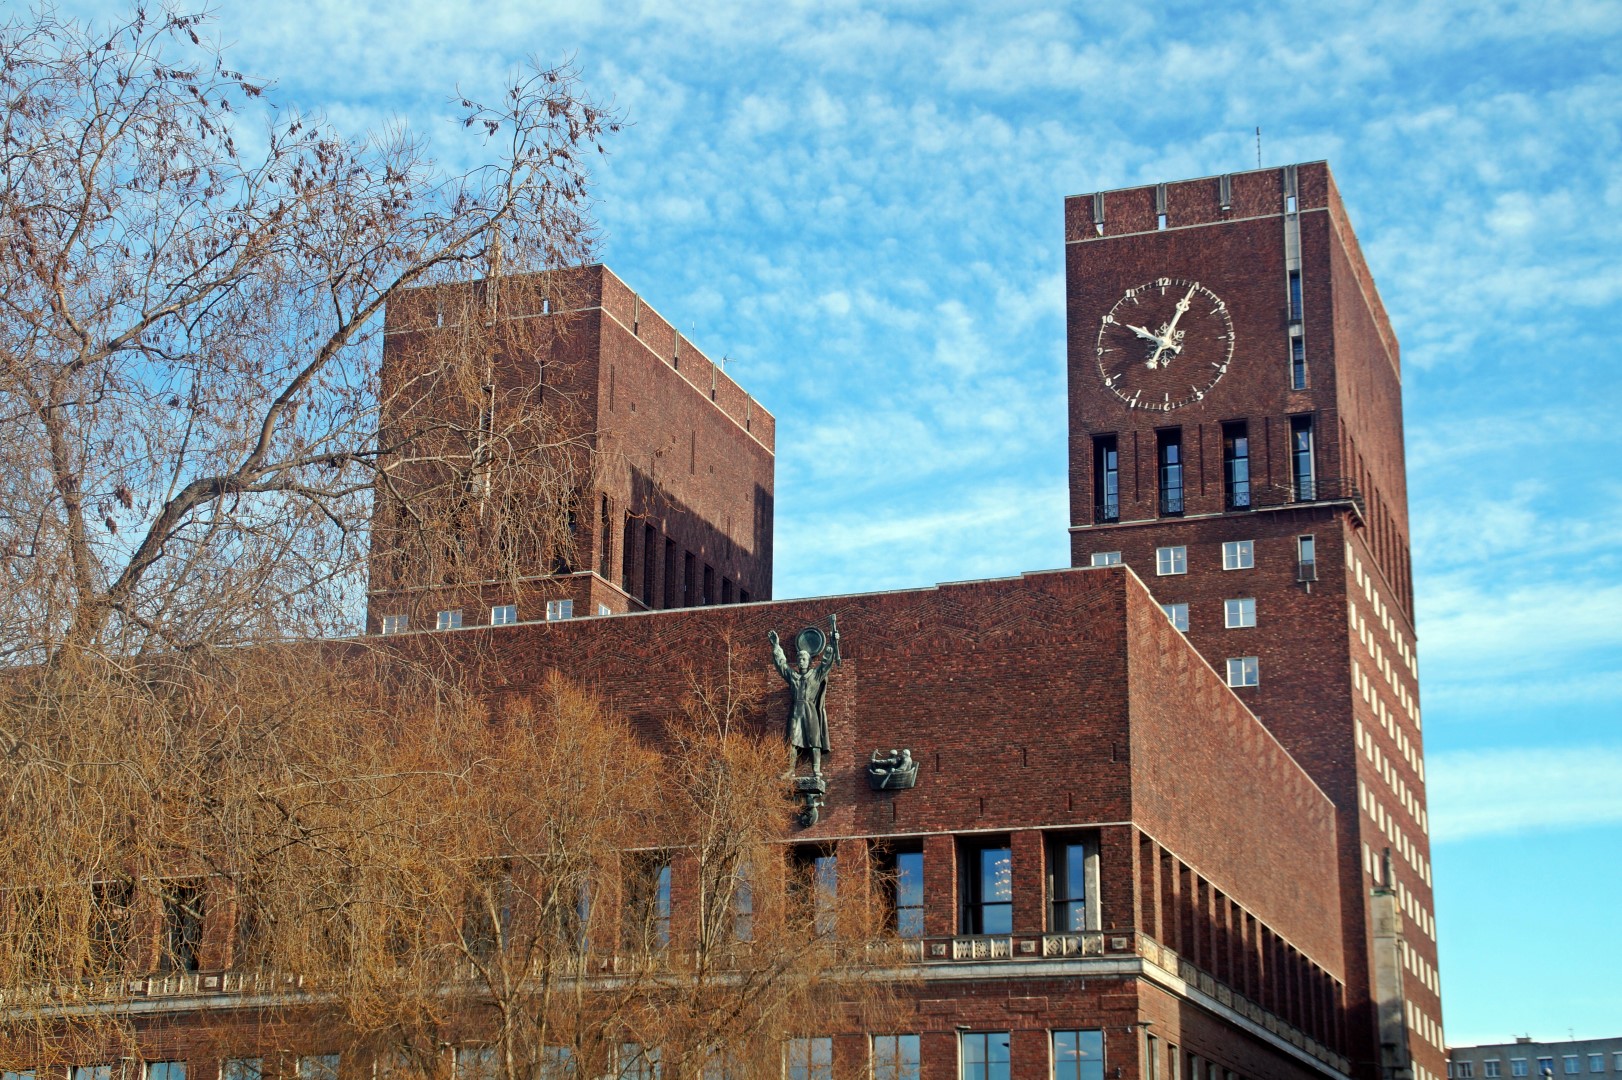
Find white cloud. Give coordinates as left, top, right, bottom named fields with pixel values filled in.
left=1428, top=746, right=1622, bottom=842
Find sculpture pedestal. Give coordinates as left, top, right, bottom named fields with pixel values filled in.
left=792, top=775, right=827, bottom=827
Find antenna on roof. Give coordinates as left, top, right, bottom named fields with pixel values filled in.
left=1256, top=127, right=1262, bottom=169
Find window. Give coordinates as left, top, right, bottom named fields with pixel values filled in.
left=1290, top=415, right=1315, bottom=501
left=784, top=1038, right=831, bottom=1080
left=546, top=599, right=574, bottom=621
left=1611, top=1058, right=1621, bottom=1074
left=1090, top=551, right=1122, bottom=567
left=1222, top=422, right=1251, bottom=510
left=1511, top=1061, right=1528, bottom=1077
left=73, top=1069, right=112, bottom=1080
left=490, top=604, right=517, bottom=626
left=1538, top=1060, right=1554, bottom=1077
left=883, top=848, right=924, bottom=938
left=1222, top=540, right=1254, bottom=570
left=436, top=609, right=463, bottom=630
left=1156, top=546, right=1187, bottom=576
left=731, top=863, right=754, bottom=942
left=1224, top=598, right=1256, bottom=629
left=1288, top=269, right=1303, bottom=322
left=1161, top=603, right=1189, bottom=632
left=1146, top=1036, right=1159, bottom=1080
left=622, top=854, right=671, bottom=953
left=1458, top=1066, right=1474, bottom=1079
left=1226, top=657, right=1259, bottom=687
left=1297, top=535, right=1317, bottom=582
left=960, top=841, right=1012, bottom=935
left=1157, top=429, right=1184, bottom=515
left=1094, top=436, right=1120, bottom=522
left=960, top=1032, right=1010, bottom=1080
left=1291, top=334, right=1307, bottom=390
left=1047, top=837, right=1090, bottom=932
left=1565, top=1060, right=1580, bottom=1077
left=159, top=882, right=204, bottom=972
left=872, top=1035, right=920, bottom=1080
left=4, top=1071, right=36, bottom=1080
left=147, top=1065, right=185, bottom=1080
left=539, top=1048, right=574, bottom=1080
left=617, top=1044, right=660, bottom=1080
left=597, top=603, right=612, bottom=616
left=1485, top=1063, right=1501, bottom=1078
left=1053, top=1031, right=1104, bottom=1080
left=791, top=847, right=837, bottom=938
left=379, top=614, right=407, bottom=635
left=298, top=1058, right=339, bottom=1080
left=1588, top=1057, right=1603, bottom=1074
left=221, top=1061, right=262, bottom=1080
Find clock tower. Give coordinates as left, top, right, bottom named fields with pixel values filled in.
left=1065, top=163, right=1440, bottom=1080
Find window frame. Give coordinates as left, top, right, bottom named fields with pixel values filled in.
left=379, top=614, right=408, bottom=635
left=871, top=1034, right=921, bottom=1080
left=958, top=840, right=1013, bottom=936
left=1222, top=540, right=1254, bottom=570
left=1090, top=551, right=1122, bottom=568
left=783, top=1037, right=831, bottom=1080
left=1223, top=598, right=1257, bottom=629
left=1221, top=422, right=1251, bottom=511
left=435, top=609, right=463, bottom=631
left=1157, top=428, right=1184, bottom=516
left=490, top=604, right=518, bottom=626
left=1093, top=436, right=1120, bottom=523
left=1052, top=1029, right=1104, bottom=1080
left=1161, top=603, right=1189, bottom=632
left=1290, top=414, right=1316, bottom=501
left=1047, top=835, right=1095, bottom=933
left=546, top=599, right=574, bottom=621
left=879, top=845, right=924, bottom=939
left=1226, top=656, right=1259, bottom=688
left=959, top=1031, right=1011, bottom=1080
left=1156, top=546, right=1187, bottom=576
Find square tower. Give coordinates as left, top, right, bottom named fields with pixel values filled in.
left=367, top=264, right=774, bottom=633
left=1064, top=163, right=1438, bottom=1080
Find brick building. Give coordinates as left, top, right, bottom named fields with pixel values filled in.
left=22, top=164, right=1439, bottom=1080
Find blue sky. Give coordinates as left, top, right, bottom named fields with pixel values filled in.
left=62, top=0, right=1622, bottom=1046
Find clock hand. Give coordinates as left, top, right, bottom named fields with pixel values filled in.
left=1150, top=283, right=1199, bottom=368
left=1127, top=323, right=1161, bottom=343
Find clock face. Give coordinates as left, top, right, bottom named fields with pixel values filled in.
left=1094, top=277, right=1235, bottom=412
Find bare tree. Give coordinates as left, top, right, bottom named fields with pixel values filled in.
left=0, top=5, right=616, bottom=663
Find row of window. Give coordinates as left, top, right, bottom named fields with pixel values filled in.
left=1155, top=599, right=1255, bottom=632
left=1454, top=1056, right=1622, bottom=1079
left=379, top=600, right=603, bottom=635
left=8, top=1031, right=1102, bottom=1080
left=1092, top=417, right=1315, bottom=523
left=1092, top=539, right=1262, bottom=572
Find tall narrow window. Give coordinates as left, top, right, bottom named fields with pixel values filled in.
left=1288, top=270, right=1303, bottom=322
left=1093, top=436, right=1119, bottom=522
left=641, top=525, right=657, bottom=607
left=600, top=495, right=613, bottom=578
left=1291, top=334, right=1307, bottom=390
left=872, top=1035, right=921, bottom=1080
left=159, top=882, right=204, bottom=972
left=961, top=1032, right=1011, bottom=1080
left=881, top=847, right=924, bottom=938
left=1048, top=837, right=1090, bottom=932
left=663, top=539, right=676, bottom=609
left=960, top=842, right=1012, bottom=935
left=791, top=847, right=837, bottom=938
left=1297, top=535, right=1317, bottom=582
left=784, top=1038, right=831, bottom=1080
left=1222, top=422, right=1250, bottom=510
left=1291, top=415, right=1316, bottom=501
left=1157, top=429, right=1183, bottom=516
left=622, top=854, right=671, bottom=953
left=683, top=551, right=696, bottom=607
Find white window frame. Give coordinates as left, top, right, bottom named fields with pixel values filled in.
left=1587, top=1059, right=1602, bottom=1075
left=490, top=604, right=518, bottom=626
left=1224, top=598, right=1256, bottom=628
left=546, top=599, right=574, bottom=621
left=380, top=614, right=408, bottom=635
left=597, top=603, right=613, bottom=616
left=435, top=609, right=463, bottom=631
left=1222, top=540, right=1254, bottom=570
left=1090, top=551, right=1122, bottom=567
left=1156, top=546, right=1187, bottom=576
left=1565, top=1060, right=1580, bottom=1076
left=1161, top=603, right=1188, bottom=632
left=1511, top=1061, right=1528, bottom=1078
left=870, top=1034, right=920, bottom=1080
left=1486, top=1062, right=1502, bottom=1078
left=1458, top=1066, right=1474, bottom=1080
left=1226, top=656, right=1259, bottom=687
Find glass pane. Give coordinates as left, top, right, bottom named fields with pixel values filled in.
left=980, top=849, right=1011, bottom=903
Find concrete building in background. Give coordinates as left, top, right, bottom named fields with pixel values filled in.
left=1449, top=1037, right=1622, bottom=1080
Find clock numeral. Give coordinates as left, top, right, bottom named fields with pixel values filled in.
left=1101, top=313, right=1116, bottom=325
left=1155, top=277, right=1171, bottom=287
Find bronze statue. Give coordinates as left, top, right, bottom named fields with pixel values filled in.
left=768, top=614, right=840, bottom=778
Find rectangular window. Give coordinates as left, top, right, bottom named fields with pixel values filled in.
left=222, top=1061, right=262, bottom=1080
left=1566, top=1060, right=1581, bottom=1076
left=1090, top=551, right=1122, bottom=567
left=490, top=604, right=517, bottom=626
left=1540, top=1060, right=1555, bottom=1076
left=1052, top=1031, right=1104, bottom=1080
left=791, top=847, right=837, bottom=938
left=883, top=847, right=924, bottom=938
left=960, top=842, right=1012, bottom=935
left=1157, top=429, right=1184, bottom=515
left=1511, top=1061, right=1528, bottom=1077
left=1291, top=415, right=1316, bottom=501
left=784, top=1038, right=831, bottom=1080
left=1146, top=1036, right=1159, bottom=1080
left=1161, top=603, right=1189, bottom=632
left=436, top=609, right=463, bottom=630
left=73, top=1069, right=112, bottom=1080
left=1588, top=1058, right=1603, bottom=1074
left=622, top=854, right=671, bottom=953
left=540, top=1048, right=574, bottom=1080
left=1291, top=334, right=1307, bottom=389
left=455, top=1049, right=498, bottom=1080
left=618, top=1044, right=660, bottom=1080
left=597, top=603, right=612, bottom=616
left=1093, top=436, right=1120, bottom=522
left=1297, top=535, right=1317, bottom=582
left=379, top=614, right=407, bottom=635
left=546, top=599, right=574, bottom=621
left=1224, top=598, right=1256, bottom=629
left=683, top=551, right=697, bottom=607
left=732, top=863, right=754, bottom=943
left=159, top=882, right=204, bottom=972
left=1226, top=656, right=1259, bottom=687
left=1222, top=540, right=1254, bottom=570
left=1458, top=1067, right=1474, bottom=1080
left=1222, top=422, right=1251, bottom=510
left=872, top=1035, right=921, bottom=1080
left=1156, top=546, right=1187, bottom=576
left=960, top=1032, right=1011, bottom=1080
left=298, top=1058, right=339, bottom=1080
left=1047, top=837, right=1090, bottom=932
left=1485, top=1063, right=1502, bottom=1078
left=147, top=1065, right=185, bottom=1080
left=4, top=1071, right=37, bottom=1080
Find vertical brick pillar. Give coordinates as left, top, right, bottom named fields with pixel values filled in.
left=837, top=837, right=872, bottom=937
left=1098, top=824, right=1136, bottom=933
left=1011, top=829, right=1046, bottom=935
left=1140, top=834, right=1161, bottom=942
left=922, top=833, right=957, bottom=938
left=670, top=851, right=700, bottom=951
